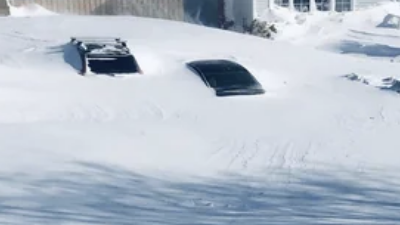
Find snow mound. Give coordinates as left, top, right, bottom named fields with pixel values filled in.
left=344, top=73, right=400, bottom=94
left=262, top=2, right=400, bottom=45
left=258, top=6, right=337, bottom=42
left=340, top=2, right=400, bottom=27
left=259, top=6, right=298, bottom=24
left=8, top=3, right=57, bottom=17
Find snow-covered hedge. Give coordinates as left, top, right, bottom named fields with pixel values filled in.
left=245, top=19, right=277, bottom=39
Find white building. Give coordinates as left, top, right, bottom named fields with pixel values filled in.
left=265, top=0, right=389, bottom=13
left=268, top=0, right=389, bottom=12
left=224, top=0, right=391, bottom=31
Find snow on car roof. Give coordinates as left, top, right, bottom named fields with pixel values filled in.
left=88, top=45, right=130, bottom=55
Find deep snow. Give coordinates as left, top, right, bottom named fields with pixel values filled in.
left=1, top=2, right=400, bottom=224
left=265, top=2, right=400, bottom=61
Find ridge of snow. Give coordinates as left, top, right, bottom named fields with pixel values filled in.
left=261, top=2, right=400, bottom=46
left=8, top=2, right=57, bottom=17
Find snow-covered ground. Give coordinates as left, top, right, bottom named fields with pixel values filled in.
left=1, top=2, right=400, bottom=224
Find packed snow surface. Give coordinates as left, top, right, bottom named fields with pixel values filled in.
left=1, top=2, right=400, bottom=224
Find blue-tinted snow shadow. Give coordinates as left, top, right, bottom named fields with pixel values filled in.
left=46, top=44, right=83, bottom=73
left=62, top=43, right=83, bottom=72
left=0, top=162, right=399, bottom=224
left=338, top=40, right=400, bottom=58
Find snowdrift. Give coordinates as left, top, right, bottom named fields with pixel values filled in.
left=0, top=12, right=400, bottom=175
left=345, top=73, right=400, bottom=93
left=261, top=2, right=400, bottom=48
left=7, top=2, right=57, bottom=17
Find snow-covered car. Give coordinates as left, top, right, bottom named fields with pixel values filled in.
left=186, top=59, right=265, bottom=97
left=70, top=37, right=141, bottom=75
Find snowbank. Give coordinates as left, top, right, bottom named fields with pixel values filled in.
left=341, top=1, right=400, bottom=27
left=344, top=73, right=400, bottom=94
left=260, top=1, right=400, bottom=26
left=259, top=5, right=299, bottom=24
left=259, top=2, right=400, bottom=46
left=8, top=3, right=57, bottom=17
left=260, top=6, right=334, bottom=42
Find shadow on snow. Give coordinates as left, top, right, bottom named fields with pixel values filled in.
left=46, top=43, right=83, bottom=73
left=338, top=40, right=400, bottom=58
left=0, top=162, right=399, bottom=224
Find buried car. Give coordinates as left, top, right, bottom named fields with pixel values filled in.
left=70, top=37, right=141, bottom=75
left=186, top=59, right=265, bottom=97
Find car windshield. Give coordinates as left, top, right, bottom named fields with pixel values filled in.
left=205, top=71, right=257, bottom=88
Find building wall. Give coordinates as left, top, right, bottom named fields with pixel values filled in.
left=224, top=0, right=254, bottom=31
left=254, top=0, right=270, bottom=18
left=3, top=0, right=228, bottom=27
left=2, top=0, right=251, bottom=31
left=0, top=0, right=9, bottom=15
left=7, top=0, right=185, bottom=21
left=234, top=0, right=254, bottom=26
left=183, top=0, right=220, bottom=27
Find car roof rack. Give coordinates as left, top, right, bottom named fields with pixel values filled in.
left=70, top=37, right=125, bottom=44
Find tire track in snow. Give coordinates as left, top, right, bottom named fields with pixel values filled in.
left=206, top=135, right=315, bottom=174
left=226, top=140, right=247, bottom=170
left=146, top=101, right=166, bottom=120
left=241, top=139, right=261, bottom=170
left=266, top=140, right=317, bottom=172
left=206, top=137, right=238, bottom=166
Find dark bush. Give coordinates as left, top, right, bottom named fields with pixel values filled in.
left=245, top=19, right=278, bottom=39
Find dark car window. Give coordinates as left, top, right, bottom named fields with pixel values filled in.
left=197, top=63, right=246, bottom=74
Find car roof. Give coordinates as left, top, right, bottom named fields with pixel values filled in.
left=71, top=37, right=124, bottom=44
left=187, top=59, right=248, bottom=74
